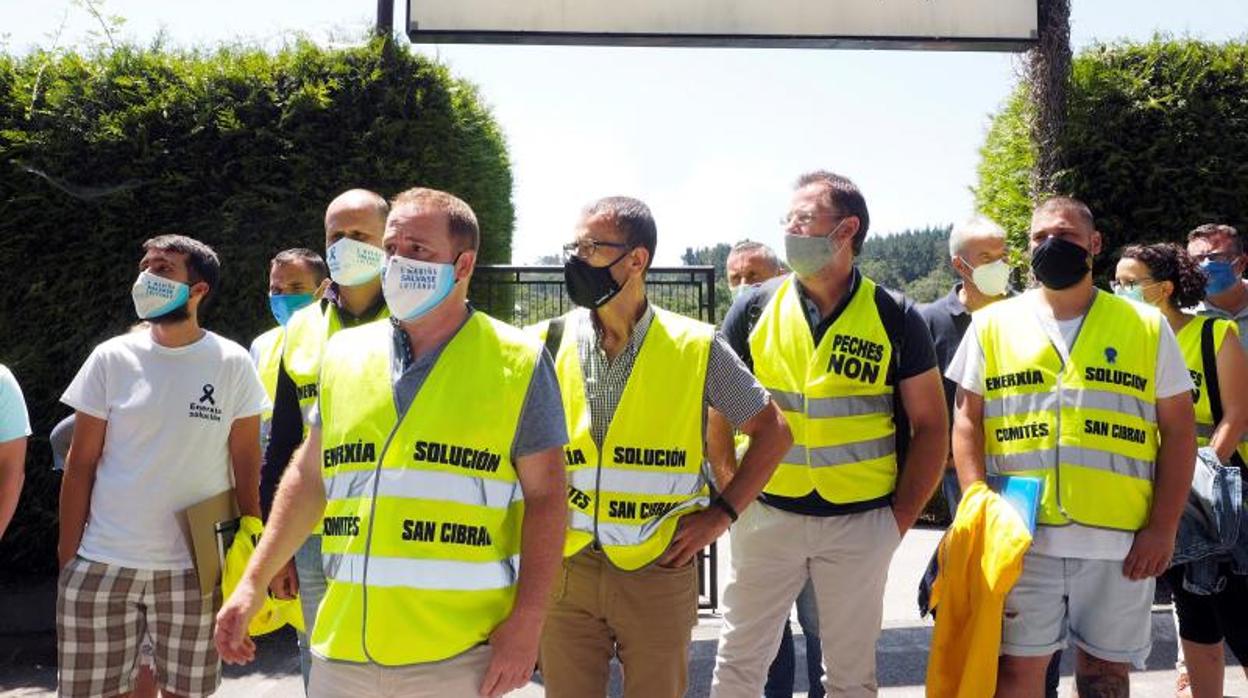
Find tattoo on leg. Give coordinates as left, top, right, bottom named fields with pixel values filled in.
left=1075, top=669, right=1129, bottom=698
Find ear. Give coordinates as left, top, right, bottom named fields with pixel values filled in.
left=313, top=277, right=331, bottom=300
left=840, top=216, right=861, bottom=245
left=454, top=249, right=477, bottom=282
left=950, top=256, right=970, bottom=278
left=1090, top=230, right=1103, bottom=258
left=189, top=280, right=210, bottom=301
left=629, top=245, right=650, bottom=275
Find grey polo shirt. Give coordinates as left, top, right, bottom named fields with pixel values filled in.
left=1196, top=281, right=1248, bottom=351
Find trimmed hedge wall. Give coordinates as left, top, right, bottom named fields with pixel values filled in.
left=975, top=38, right=1248, bottom=268
left=0, top=38, right=513, bottom=577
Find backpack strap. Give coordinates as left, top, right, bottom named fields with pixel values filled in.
left=1199, top=317, right=1245, bottom=469
left=545, top=316, right=567, bottom=360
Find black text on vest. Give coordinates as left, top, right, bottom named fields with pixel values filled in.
left=296, top=383, right=318, bottom=401
left=323, top=516, right=361, bottom=536
left=412, top=441, right=502, bottom=473
left=1084, top=367, right=1148, bottom=392
left=1188, top=369, right=1203, bottom=404
left=985, top=370, right=1044, bottom=392
left=612, top=447, right=687, bottom=468
left=1084, top=419, right=1148, bottom=445
left=607, top=499, right=680, bottom=520
left=400, top=519, right=492, bottom=547
left=827, top=334, right=885, bottom=384
left=567, top=485, right=592, bottom=511
left=323, top=441, right=377, bottom=468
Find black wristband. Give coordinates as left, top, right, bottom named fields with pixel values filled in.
left=711, top=496, right=739, bottom=523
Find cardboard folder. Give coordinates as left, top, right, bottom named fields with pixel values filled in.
left=180, top=490, right=240, bottom=598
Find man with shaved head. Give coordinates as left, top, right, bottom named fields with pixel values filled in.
left=262, top=188, right=391, bottom=688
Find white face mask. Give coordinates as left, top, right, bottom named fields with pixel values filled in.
left=965, top=257, right=1011, bottom=297
left=326, top=237, right=384, bottom=286
left=131, top=271, right=190, bottom=319
left=381, top=255, right=458, bottom=322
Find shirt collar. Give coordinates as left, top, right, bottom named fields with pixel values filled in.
left=391, top=305, right=474, bottom=373
left=942, top=282, right=969, bottom=317
left=1195, top=281, right=1248, bottom=319
left=587, top=302, right=654, bottom=357
left=323, top=282, right=388, bottom=326
left=793, top=267, right=861, bottom=328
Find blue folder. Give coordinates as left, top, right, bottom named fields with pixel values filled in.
left=986, top=475, right=1043, bottom=535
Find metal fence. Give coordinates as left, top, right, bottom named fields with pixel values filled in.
left=470, top=265, right=718, bottom=327
left=471, top=265, right=721, bottom=610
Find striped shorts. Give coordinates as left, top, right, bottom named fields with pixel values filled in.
left=57, top=557, right=221, bottom=698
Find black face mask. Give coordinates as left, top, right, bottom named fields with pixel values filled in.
left=1030, top=236, right=1091, bottom=290
left=564, top=251, right=631, bottom=309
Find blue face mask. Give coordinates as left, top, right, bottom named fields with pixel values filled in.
left=269, top=293, right=316, bottom=326
left=1114, top=285, right=1144, bottom=303
left=1202, top=259, right=1240, bottom=296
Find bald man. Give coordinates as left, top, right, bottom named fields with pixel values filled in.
left=262, top=188, right=392, bottom=688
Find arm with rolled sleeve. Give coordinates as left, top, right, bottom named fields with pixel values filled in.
left=0, top=366, right=32, bottom=540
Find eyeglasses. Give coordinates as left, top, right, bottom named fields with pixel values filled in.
left=780, top=210, right=847, bottom=228
left=562, top=238, right=631, bottom=259
left=1191, top=251, right=1239, bottom=265
left=1109, top=279, right=1157, bottom=293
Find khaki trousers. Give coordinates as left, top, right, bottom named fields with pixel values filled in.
left=540, top=548, right=699, bottom=698
left=308, top=645, right=492, bottom=698
left=711, top=503, right=901, bottom=698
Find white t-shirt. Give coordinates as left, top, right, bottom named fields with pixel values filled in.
left=946, top=290, right=1194, bottom=560
left=61, top=330, right=268, bottom=570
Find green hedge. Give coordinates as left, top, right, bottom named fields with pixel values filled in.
left=976, top=38, right=1248, bottom=268
left=0, top=38, right=513, bottom=578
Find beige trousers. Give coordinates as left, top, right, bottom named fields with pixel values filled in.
left=711, top=503, right=901, bottom=698
left=539, top=547, right=699, bottom=698
left=308, top=645, right=492, bottom=698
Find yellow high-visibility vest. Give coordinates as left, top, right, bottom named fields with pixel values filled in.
left=978, top=291, right=1161, bottom=531
left=538, top=307, right=712, bottom=571
left=313, top=314, right=539, bottom=665
left=1175, top=316, right=1248, bottom=462
left=282, top=299, right=389, bottom=430
left=253, top=326, right=284, bottom=453
left=749, top=275, right=897, bottom=504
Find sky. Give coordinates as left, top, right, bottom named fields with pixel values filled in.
left=2, top=1, right=1246, bottom=264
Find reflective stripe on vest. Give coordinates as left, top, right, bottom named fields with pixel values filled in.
left=253, top=326, right=284, bottom=453
left=540, top=306, right=712, bottom=571
left=979, top=291, right=1160, bottom=531
left=748, top=274, right=897, bottom=504
left=282, top=300, right=390, bottom=428
left=1176, top=316, right=1248, bottom=464
left=312, top=314, right=538, bottom=665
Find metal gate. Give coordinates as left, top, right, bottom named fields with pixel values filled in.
left=471, top=265, right=722, bottom=611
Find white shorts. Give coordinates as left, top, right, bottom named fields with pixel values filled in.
left=1001, top=552, right=1154, bottom=667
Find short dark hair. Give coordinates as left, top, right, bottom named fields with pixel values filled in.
left=390, top=188, right=480, bottom=252
left=1119, top=243, right=1208, bottom=309
left=142, top=234, right=220, bottom=308
left=1188, top=223, right=1243, bottom=255
left=582, top=196, right=657, bottom=269
left=794, top=171, right=871, bottom=255
left=272, top=248, right=328, bottom=283
left=1034, top=196, right=1095, bottom=230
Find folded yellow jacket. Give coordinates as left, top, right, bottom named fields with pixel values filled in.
left=926, top=481, right=1033, bottom=698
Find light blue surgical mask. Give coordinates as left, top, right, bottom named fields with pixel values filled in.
left=1201, top=259, right=1240, bottom=296
left=269, top=293, right=315, bottom=326
left=1113, top=285, right=1145, bottom=303
left=131, top=271, right=190, bottom=319
left=381, top=255, right=458, bottom=321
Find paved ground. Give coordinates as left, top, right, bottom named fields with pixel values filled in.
left=3, top=528, right=1244, bottom=697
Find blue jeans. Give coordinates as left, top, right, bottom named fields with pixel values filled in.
left=942, top=469, right=962, bottom=521
left=764, top=578, right=824, bottom=698
left=294, top=535, right=327, bottom=691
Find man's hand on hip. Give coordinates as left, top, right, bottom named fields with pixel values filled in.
left=658, top=507, right=731, bottom=568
